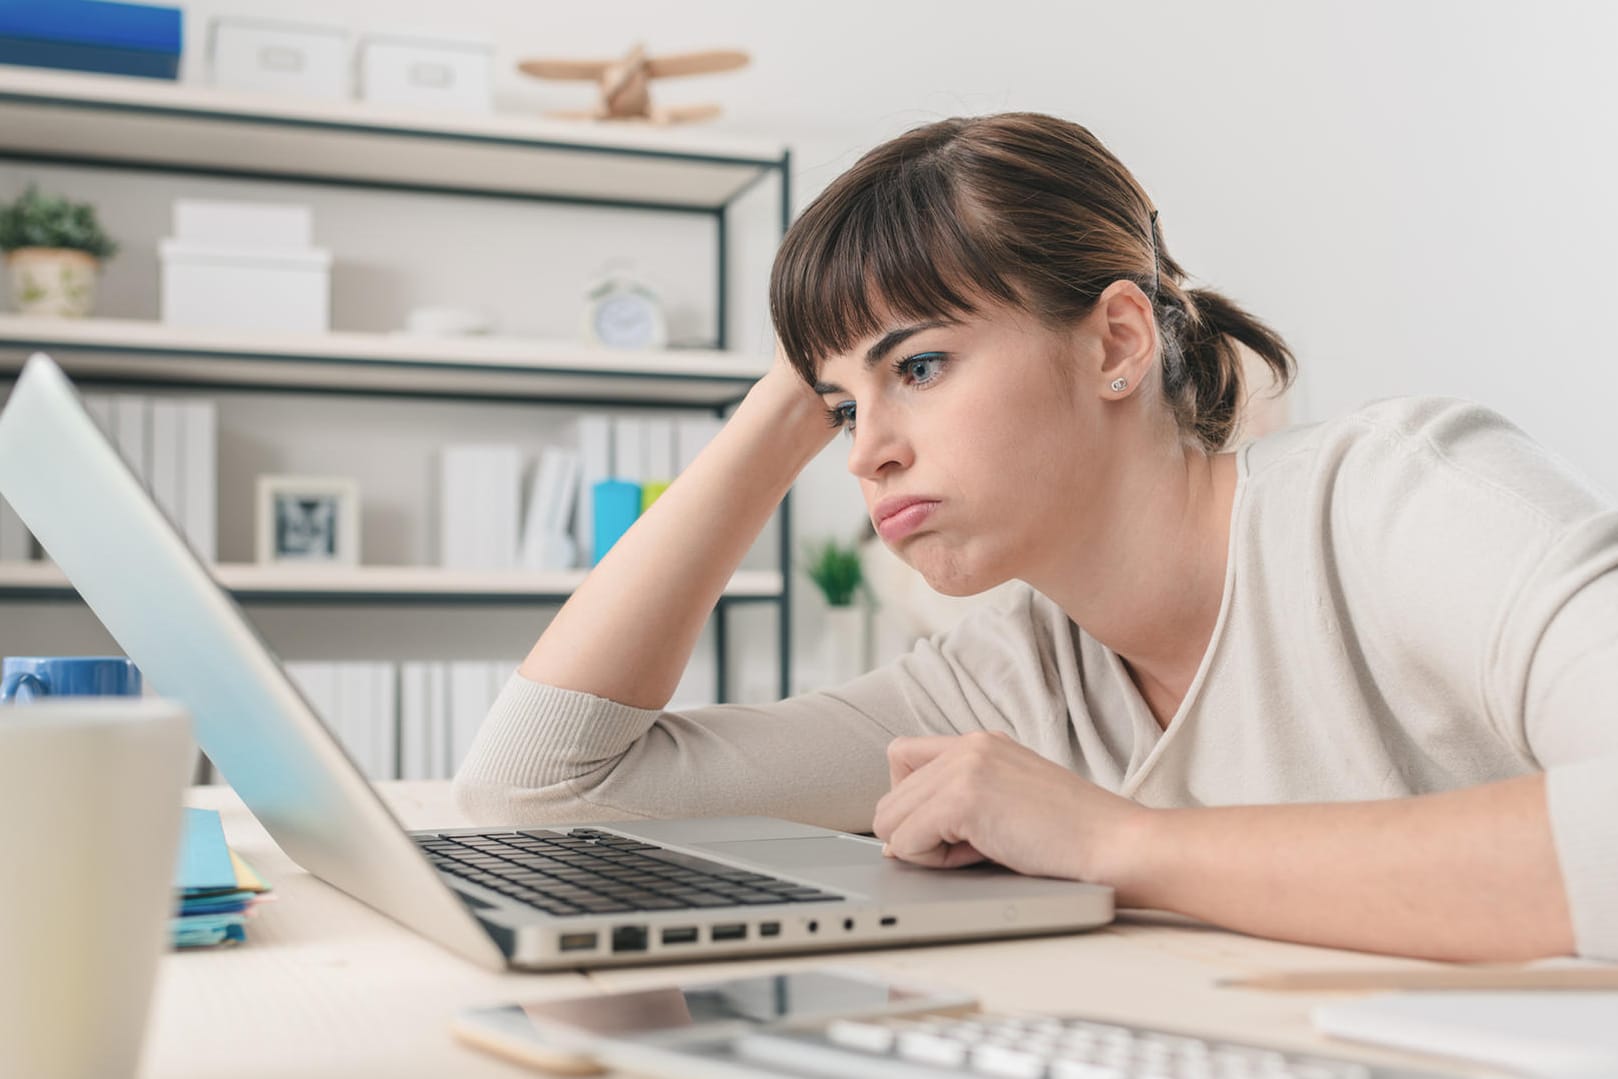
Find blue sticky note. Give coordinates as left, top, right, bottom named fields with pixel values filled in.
left=176, top=808, right=237, bottom=895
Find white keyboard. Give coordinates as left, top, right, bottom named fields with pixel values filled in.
left=728, top=1011, right=1463, bottom=1079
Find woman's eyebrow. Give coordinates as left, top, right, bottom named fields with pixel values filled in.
left=812, top=320, right=953, bottom=394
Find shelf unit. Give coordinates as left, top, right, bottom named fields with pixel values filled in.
left=0, top=562, right=783, bottom=605
left=0, top=65, right=796, bottom=702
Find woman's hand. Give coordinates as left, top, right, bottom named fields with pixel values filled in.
left=871, top=731, right=1149, bottom=882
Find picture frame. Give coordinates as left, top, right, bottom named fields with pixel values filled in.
left=255, top=475, right=360, bottom=566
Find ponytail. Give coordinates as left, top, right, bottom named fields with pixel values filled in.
left=1157, top=284, right=1296, bottom=452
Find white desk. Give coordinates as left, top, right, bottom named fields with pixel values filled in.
left=139, top=783, right=1511, bottom=1078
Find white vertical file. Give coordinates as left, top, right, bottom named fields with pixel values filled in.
left=114, top=395, right=150, bottom=489
left=611, top=414, right=645, bottom=482
left=642, top=417, right=675, bottom=482
left=149, top=399, right=185, bottom=533
left=399, top=662, right=429, bottom=781
left=337, top=662, right=374, bottom=777
left=575, top=414, right=611, bottom=561
left=440, top=445, right=521, bottom=570
left=483, top=445, right=522, bottom=571
left=426, top=663, right=449, bottom=779
left=518, top=447, right=581, bottom=571
left=182, top=399, right=218, bottom=562
left=373, top=661, right=397, bottom=781
left=449, top=661, right=495, bottom=773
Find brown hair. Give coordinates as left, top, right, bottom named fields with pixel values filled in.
left=769, top=112, right=1296, bottom=452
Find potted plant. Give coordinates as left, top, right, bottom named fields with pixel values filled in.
left=0, top=184, right=119, bottom=318
left=802, top=534, right=871, bottom=686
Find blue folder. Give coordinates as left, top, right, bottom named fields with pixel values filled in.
left=0, top=0, right=183, bottom=80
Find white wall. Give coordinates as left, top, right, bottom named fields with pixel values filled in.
left=6, top=0, right=1617, bottom=694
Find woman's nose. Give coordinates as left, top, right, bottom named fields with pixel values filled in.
left=845, top=404, right=911, bottom=479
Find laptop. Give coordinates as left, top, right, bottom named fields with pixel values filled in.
left=0, top=352, right=1114, bottom=971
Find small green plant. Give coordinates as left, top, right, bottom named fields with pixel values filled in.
left=801, top=535, right=865, bottom=607
left=0, top=184, right=119, bottom=258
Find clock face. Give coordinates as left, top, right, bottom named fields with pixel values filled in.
left=592, top=291, right=661, bottom=348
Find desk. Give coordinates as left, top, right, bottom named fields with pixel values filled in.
left=139, top=783, right=1511, bottom=1078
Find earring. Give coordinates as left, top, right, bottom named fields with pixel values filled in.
left=1110, top=377, right=1128, bottom=392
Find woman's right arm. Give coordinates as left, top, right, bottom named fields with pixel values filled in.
left=518, top=346, right=836, bottom=710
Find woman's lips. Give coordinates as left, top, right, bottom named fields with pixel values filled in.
left=877, top=500, right=939, bottom=543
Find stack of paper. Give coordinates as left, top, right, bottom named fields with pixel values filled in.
left=173, top=807, right=271, bottom=949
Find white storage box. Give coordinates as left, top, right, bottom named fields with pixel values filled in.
left=209, top=17, right=351, bottom=100
left=173, top=200, right=313, bottom=250
left=160, top=241, right=331, bottom=333
left=358, top=33, right=493, bottom=112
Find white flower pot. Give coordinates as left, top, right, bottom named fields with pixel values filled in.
left=7, top=247, right=100, bottom=318
left=819, top=605, right=871, bottom=687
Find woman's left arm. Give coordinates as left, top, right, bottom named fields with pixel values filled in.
left=873, top=732, right=1581, bottom=961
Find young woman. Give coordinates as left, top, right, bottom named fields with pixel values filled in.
left=456, top=112, right=1616, bottom=963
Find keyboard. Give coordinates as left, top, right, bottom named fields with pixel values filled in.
left=415, top=828, right=844, bottom=917
left=728, top=1011, right=1461, bottom=1079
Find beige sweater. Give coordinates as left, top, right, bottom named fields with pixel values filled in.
left=455, top=397, right=1618, bottom=959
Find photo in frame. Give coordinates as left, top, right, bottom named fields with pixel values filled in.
left=254, top=475, right=360, bottom=566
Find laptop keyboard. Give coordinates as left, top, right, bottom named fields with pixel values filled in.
left=416, top=828, right=845, bottom=917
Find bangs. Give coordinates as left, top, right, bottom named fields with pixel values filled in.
left=769, top=148, right=1024, bottom=383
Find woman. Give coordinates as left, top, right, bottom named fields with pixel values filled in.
left=456, top=112, right=1616, bottom=962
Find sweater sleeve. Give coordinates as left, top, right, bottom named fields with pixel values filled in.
left=452, top=583, right=1074, bottom=834
left=1496, top=511, right=1618, bottom=959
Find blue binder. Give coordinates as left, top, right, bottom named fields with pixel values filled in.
left=0, top=0, right=183, bottom=80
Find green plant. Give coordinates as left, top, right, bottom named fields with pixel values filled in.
left=801, top=535, right=865, bottom=607
left=0, top=184, right=118, bottom=258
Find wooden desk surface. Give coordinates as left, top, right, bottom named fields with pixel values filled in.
left=138, top=782, right=1510, bottom=1078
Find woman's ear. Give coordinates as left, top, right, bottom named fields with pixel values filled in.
left=1092, top=280, right=1158, bottom=396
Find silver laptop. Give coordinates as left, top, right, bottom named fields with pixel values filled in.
left=0, top=353, right=1113, bottom=971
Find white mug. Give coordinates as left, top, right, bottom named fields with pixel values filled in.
left=0, top=698, right=193, bottom=1079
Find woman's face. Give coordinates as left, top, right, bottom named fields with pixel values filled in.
left=814, top=298, right=1119, bottom=597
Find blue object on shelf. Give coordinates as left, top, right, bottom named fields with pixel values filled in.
left=591, top=479, right=642, bottom=565
left=0, top=0, right=183, bottom=80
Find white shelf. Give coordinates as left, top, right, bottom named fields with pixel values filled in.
left=0, top=316, right=768, bottom=406
left=0, top=561, right=782, bottom=604
left=0, top=67, right=787, bottom=210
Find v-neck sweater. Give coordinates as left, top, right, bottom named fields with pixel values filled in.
left=454, top=396, right=1618, bottom=959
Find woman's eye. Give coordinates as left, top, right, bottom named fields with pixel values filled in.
left=898, top=353, right=946, bottom=383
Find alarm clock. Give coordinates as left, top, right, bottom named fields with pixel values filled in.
left=579, top=272, right=668, bottom=350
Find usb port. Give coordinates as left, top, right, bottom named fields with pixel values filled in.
left=558, top=932, right=598, bottom=952
left=710, top=923, right=747, bottom=941
left=880, top=916, right=898, bottom=927
left=661, top=927, right=699, bottom=945
left=759, top=921, right=781, bottom=937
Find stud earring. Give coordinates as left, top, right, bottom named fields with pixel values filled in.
left=1110, top=377, right=1128, bottom=392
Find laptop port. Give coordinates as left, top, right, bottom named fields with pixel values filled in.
left=880, top=916, right=898, bottom=927
left=611, top=925, right=648, bottom=953
left=843, top=918, right=855, bottom=931
left=759, top=921, right=781, bottom=937
left=710, top=923, right=747, bottom=941
left=558, top=932, right=598, bottom=952
left=661, top=927, right=699, bottom=945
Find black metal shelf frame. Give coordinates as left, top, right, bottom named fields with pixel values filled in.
left=0, top=86, right=796, bottom=702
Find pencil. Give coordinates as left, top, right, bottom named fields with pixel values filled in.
left=1219, top=966, right=1618, bottom=991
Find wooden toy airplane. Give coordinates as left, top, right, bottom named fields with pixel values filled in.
left=517, top=43, right=749, bottom=124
